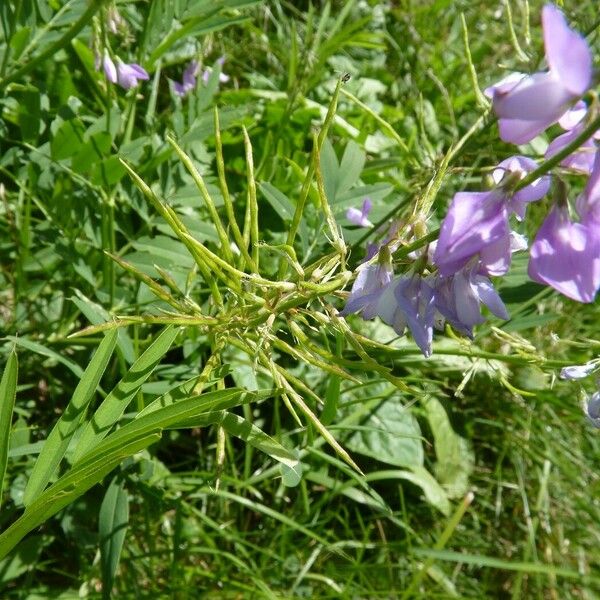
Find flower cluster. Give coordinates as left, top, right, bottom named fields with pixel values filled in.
left=342, top=4, right=600, bottom=357
left=173, top=57, right=230, bottom=98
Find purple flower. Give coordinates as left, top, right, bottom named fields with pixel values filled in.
left=116, top=59, right=149, bottom=89
left=374, top=275, right=435, bottom=357
left=584, top=391, right=600, bottom=428
left=486, top=5, right=592, bottom=144
left=102, top=52, right=117, bottom=83
left=346, top=198, right=373, bottom=227
left=433, top=267, right=509, bottom=337
left=434, top=157, right=549, bottom=277
left=560, top=362, right=597, bottom=380
left=433, top=190, right=509, bottom=277
left=528, top=204, right=600, bottom=303
left=340, top=254, right=393, bottom=319
left=492, top=156, right=551, bottom=220
left=99, top=53, right=149, bottom=90
left=174, top=60, right=199, bottom=97
left=202, top=56, right=230, bottom=84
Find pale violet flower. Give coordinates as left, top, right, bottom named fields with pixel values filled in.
left=346, top=198, right=373, bottom=227
left=433, top=156, right=548, bottom=277
left=486, top=5, right=592, bottom=144
left=202, top=57, right=229, bottom=84
left=116, top=59, right=149, bottom=89
left=584, top=392, right=600, bottom=428
left=529, top=153, right=600, bottom=303
left=340, top=254, right=393, bottom=320
left=100, top=53, right=148, bottom=90
left=373, top=275, right=435, bottom=357
left=546, top=103, right=598, bottom=174
left=528, top=204, right=600, bottom=303
left=433, top=266, right=509, bottom=338
left=560, top=362, right=598, bottom=380
left=174, top=60, right=199, bottom=97
left=102, top=52, right=117, bottom=83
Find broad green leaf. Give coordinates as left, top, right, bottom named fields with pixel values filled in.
left=99, top=478, right=129, bottom=598
left=281, top=459, right=303, bottom=487
left=337, top=140, right=365, bottom=197
left=0, top=347, right=18, bottom=508
left=23, top=330, right=119, bottom=506
left=71, top=326, right=180, bottom=463
left=424, top=396, right=474, bottom=499
left=51, top=118, right=84, bottom=160
left=320, top=137, right=339, bottom=204
left=343, top=397, right=424, bottom=468
left=395, top=466, right=451, bottom=515
left=259, top=182, right=294, bottom=221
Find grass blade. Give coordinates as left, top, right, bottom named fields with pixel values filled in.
left=23, top=330, right=119, bottom=506
left=0, top=347, right=18, bottom=509
left=71, top=326, right=179, bottom=463
left=99, top=478, right=130, bottom=600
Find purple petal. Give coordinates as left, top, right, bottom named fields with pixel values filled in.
left=542, top=4, right=592, bottom=96
left=493, top=156, right=550, bottom=218
left=509, top=231, right=528, bottom=253
left=585, top=392, right=600, bottom=425
left=528, top=205, right=600, bottom=303
left=498, top=117, right=552, bottom=145
left=484, top=72, right=527, bottom=99
left=560, top=363, right=597, bottom=380
left=453, top=270, right=485, bottom=328
left=576, top=152, right=600, bottom=219
left=546, top=127, right=597, bottom=174
left=473, top=275, right=509, bottom=320
left=493, top=71, right=572, bottom=122
left=478, top=233, right=511, bottom=276
left=393, top=277, right=435, bottom=358
left=433, top=191, right=509, bottom=277
left=558, top=101, right=587, bottom=130
left=102, top=54, right=117, bottom=83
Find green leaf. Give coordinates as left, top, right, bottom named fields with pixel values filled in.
left=259, top=182, right=294, bottom=221
left=0, top=347, right=18, bottom=509
left=394, top=466, right=451, bottom=516
left=7, top=336, right=84, bottom=379
left=343, top=396, right=424, bottom=468
left=320, top=137, right=339, bottom=204
left=51, top=118, right=84, bottom=160
left=71, top=326, right=180, bottom=463
left=423, top=396, right=474, bottom=499
left=219, top=413, right=299, bottom=470
left=281, top=458, right=303, bottom=487
left=23, top=330, right=119, bottom=506
left=99, top=478, right=129, bottom=599
left=337, top=140, right=365, bottom=197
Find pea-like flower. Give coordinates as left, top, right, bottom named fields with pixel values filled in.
left=584, top=391, right=600, bottom=428
left=174, top=60, right=199, bottom=97
left=560, top=361, right=598, bottom=380
left=486, top=5, right=592, bottom=144
left=346, top=198, right=373, bottom=227
left=433, top=157, right=548, bottom=277
left=528, top=205, right=600, bottom=303
left=433, top=266, right=509, bottom=338
left=101, top=53, right=149, bottom=90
